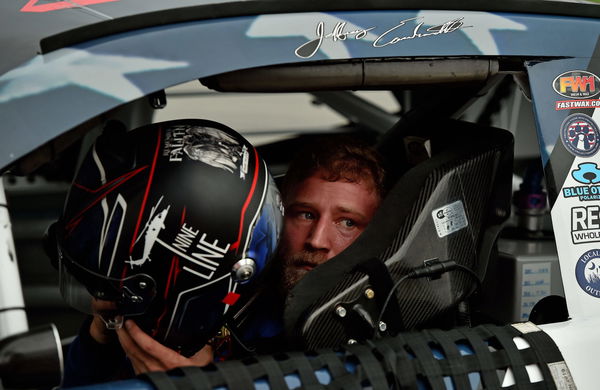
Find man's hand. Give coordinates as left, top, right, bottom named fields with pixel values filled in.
left=116, top=319, right=213, bottom=375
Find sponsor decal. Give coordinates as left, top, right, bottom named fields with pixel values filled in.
left=21, top=0, right=119, bottom=13
left=555, top=99, right=600, bottom=110
left=575, top=249, right=600, bottom=298
left=553, top=70, right=600, bottom=99
left=559, top=113, right=600, bottom=157
left=295, top=17, right=467, bottom=59
left=562, top=185, right=600, bottom=201
left=164, top=125, right=248, bottom=177
left=127, top=197, right=230, bottom=281
left=163, top=127, right=186, bottom=162
left=571, top=162, right=600, bottom=184
left=571, top=206, right=600, bottom=244
left=563, top=163, right=600, bottom=201
left=128, top=197, right=170, bottom=268
left=163, top=223, right=230, bottom=281
left=432, top=200, right=468, bottom=238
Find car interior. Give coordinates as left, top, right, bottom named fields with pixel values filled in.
left=3, top=56, right=563, bottom=354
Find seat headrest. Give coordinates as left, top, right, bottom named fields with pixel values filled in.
left=284, top=119, right=514, bottom=350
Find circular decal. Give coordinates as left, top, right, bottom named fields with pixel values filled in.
left=576, top=249, right=600, bottom=297
left=560, top=113, right=600, bottom=157
left=553, top=70, right=600, bottom=99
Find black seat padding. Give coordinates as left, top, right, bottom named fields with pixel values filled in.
left=284, top=119, right=514, bottom=350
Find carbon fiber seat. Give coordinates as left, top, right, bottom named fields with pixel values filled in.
left=284, top=119, right=514, bottom=350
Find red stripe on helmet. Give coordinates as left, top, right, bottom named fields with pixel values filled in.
left=230, top=148, right=260, bottom=252
left=123, top=129, right=162, bottom=280
left=72, top=166, right=147, bottom=193
left=65, top=166, right=148, bottom=232
left=128, top=129, right=162, bottom=255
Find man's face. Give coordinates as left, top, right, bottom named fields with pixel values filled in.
left=278, top=169, right=380, bottom=292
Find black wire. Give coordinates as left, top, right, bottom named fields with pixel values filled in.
left=376, top=261, right=482, bottom=330
left=377, top=273, right=412, bottom=328
left=225, top=322, right=256, bottom=354
left=454, top=263, right=482, bottom=293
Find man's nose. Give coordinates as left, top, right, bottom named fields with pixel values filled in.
left=305, top=219, right=331, bottom=255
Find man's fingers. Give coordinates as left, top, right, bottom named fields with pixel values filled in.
left=116, top=324, right=145, bottom=361
left=119, top=319, right=210, bottom=373
left=189, top=344, right=214, bottom=367
left=116, top=324, right=164, bottom=374
left=125, top=320, right=182, bottom=361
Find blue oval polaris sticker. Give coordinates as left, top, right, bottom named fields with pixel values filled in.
left=553, top=70, right=600, bottom=99
left=576, top=249, right=600, bottom=297
left=560, top=113, right=600, bottom=158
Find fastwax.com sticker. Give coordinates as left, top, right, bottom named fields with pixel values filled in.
left=575, top=249, right=600, bottom=298
left=432, top=200, right=468, bottom=238
left=560, top=113, right=600, bottom=158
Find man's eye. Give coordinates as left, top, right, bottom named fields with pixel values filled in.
left=341, top=219, right=356, bottom=228
left=300, top=211, right=315, bottom=220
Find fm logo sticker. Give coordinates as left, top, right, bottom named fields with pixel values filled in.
left=575, top=249, right=600, bottom=298
left=553, top=70, right=600, bottom=99
left=560, top=113, right=600, bottom=158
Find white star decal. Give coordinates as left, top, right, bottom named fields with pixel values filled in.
left=0, top=49, right=188, bottom=103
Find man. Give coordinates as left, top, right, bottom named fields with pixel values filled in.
left=88, top=135, right=386, bottom=376
left=276, top=135, right=386, bottom=293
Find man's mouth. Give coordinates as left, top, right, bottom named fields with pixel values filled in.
left=294, top=261, right=318, bottom=272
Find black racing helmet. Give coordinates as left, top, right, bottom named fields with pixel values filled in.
left=56, top=119, right=283, bottom=355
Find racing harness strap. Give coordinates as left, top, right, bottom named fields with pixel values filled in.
left=138, top=322, right=575, bottom=390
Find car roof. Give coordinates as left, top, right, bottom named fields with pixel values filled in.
left=1, top=0, right=599, bottom=174
left=2, top=0, right=598, bottom=76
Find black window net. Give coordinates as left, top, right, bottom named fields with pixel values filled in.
left=138, top=322, right=573, bottom=390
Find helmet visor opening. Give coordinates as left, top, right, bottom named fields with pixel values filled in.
left=58, top=244, right=157, bottom=317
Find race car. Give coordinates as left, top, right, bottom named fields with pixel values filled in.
left=1, top=0, right=600, bottom=388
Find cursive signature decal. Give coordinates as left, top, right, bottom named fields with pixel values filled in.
left=295, top=21, right=376, bottom=59
left=294, top=17, right=468, bottom=59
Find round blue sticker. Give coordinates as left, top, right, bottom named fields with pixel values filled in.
left=560, top=113, right=600, bottom=157
left=575, top=249, right=600, bottom=297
